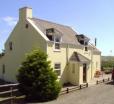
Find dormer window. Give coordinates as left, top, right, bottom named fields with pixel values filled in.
left=55, top=36, right=61, bottom=42
left=80, top=40, right=84, bottom=45
left=77, top=34, right=89, bottom=45
left=46, top=28, right=54, bottom=41
left=54, top=36, right=61, bottom=50
left=46, top=28, right=62, bottom=50
left=9, top=41, right=13, bottom=50
left=85, top=42, right=88, bottom=45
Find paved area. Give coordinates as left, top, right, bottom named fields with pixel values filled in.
left=36, top=81, right=114, bottom=104
left=88, top=74, right=111, bottom=86
left=0, top=74, right=112, bottom=103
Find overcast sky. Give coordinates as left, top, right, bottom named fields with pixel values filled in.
left=0, top=0, right=114, bottom=56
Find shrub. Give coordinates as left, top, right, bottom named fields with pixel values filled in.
left=17, top=49, right=61, bottom=102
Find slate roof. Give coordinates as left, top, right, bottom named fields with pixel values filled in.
left=70, top=52, right=90, bottom=63
left=29, top=17, right=101, bottom=53
left=88, top=44, right=101, bottom=54
left=30, top=18, right=80, bottom=45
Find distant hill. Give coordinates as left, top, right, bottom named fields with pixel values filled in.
left=102, top=56, right=114, bottom=62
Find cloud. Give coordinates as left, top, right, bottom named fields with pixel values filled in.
left=2, top=16, right=17, bottom=26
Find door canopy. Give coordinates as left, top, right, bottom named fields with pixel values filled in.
left=70, top=52, right=90, bottom=64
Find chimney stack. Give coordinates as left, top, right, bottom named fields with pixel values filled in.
left=19, top=7, right=32, bottom=21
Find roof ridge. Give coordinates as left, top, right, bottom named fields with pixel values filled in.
left=31, top=17, right=70, bottom=28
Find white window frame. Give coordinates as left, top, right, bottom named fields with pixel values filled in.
left=53, top=36, right=61, bottom=51
left=54, top=63, right=61, bottom=78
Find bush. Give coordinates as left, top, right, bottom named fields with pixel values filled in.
left=17, top=49, right=61, bottom=102
left=102, top=61, right=114, bottom=68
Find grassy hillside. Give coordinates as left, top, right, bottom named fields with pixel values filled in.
left=101, top=56, right=114, bottom=73
left=102, top=56, right=114, bottom=62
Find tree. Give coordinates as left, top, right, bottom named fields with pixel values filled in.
left=17, top=49, right=61, bottom=102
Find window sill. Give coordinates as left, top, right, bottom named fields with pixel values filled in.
left=53, top=49, right=61, bottom=52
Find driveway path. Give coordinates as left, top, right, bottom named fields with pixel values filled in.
left=36, top=82, right=114, bottom=104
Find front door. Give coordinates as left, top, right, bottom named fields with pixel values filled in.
left=83, top=64, right=87, bottom=83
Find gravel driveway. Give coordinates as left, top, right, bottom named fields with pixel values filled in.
left=35, top=81, right=114, bottom=104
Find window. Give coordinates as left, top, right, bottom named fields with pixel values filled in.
left=46, top=28, right=54, bottom=33
left=54, top=36, right=61, bottom=50
left=55, top=43, right=60, bottom=49
left=54, top=63, right=61, bottom=76
left=80, top=40, right=84, bottom=45
left=85, top=46, right=88, bottom=51
left=85, top=42, right=88, bottom=45
left=46, top=28, right=54, bottom=41
left=25, top=24, right=29, bottom=28
left=2, top=64, right=5, bottom=74
left=47, top=35, right=53, bottom=41
left=9, top=42, right=13, bottom=50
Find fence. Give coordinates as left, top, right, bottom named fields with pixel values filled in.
left=96, top=77, right=111, bottom=84
left=60, top=83, right=88, bottom=95
left=0, top=78, right=111, bottom=103
left=0, top=83, right=20, bottom=104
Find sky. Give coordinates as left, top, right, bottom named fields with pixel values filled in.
left=0, top=0, right=114, bottom=56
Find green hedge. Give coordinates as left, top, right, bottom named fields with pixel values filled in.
left=17, top=49, right=61, bottom=102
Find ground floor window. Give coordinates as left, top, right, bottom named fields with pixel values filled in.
left=54, top=63, right=61, bottom=76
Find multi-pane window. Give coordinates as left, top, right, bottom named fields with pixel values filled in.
left=54, top=36, right=61, bottom=50
left=54, top=63, right=61, bottom=76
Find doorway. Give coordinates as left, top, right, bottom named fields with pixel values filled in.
left=83, top=64, right=87, bottom=83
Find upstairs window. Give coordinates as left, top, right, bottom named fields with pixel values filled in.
left=85, top=42, right=88, bottom=45
left=47, top=35, right=53, bottom=41
left=9, top=42, right=13, bottom=51
left=54, top=63, right=61, bottom=76
left=80, top=40, right=84, bottom=45
left=25, top=24, right=29, bottom=29
left=85, top=46, right=88, bottom=51
left=54, top=36, right=61, bottom=50
left=46, top=28, right=54, bottom=41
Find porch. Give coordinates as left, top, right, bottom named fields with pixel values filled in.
left=66, top=52, right=90, bottom=85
